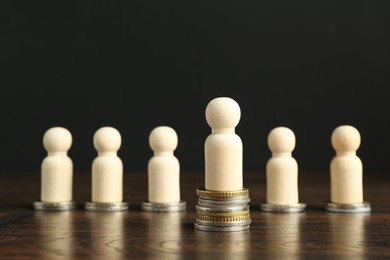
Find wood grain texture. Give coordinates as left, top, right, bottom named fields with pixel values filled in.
left=0, top=171, right=389, bottom=259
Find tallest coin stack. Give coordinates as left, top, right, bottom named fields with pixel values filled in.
left=195, top=188, right=251, bottom=231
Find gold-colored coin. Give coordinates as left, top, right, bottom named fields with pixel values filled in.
left=196, top=214, right=251, bottom=223
left=196, top=188, right=249, bottom=198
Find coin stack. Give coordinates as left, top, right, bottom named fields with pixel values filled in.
left=194, top=188, right=251, bottom=232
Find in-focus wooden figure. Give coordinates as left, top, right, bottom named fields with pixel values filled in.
left=325, top=125, right=371, bottom=213
left=261, top=127, right=306, bottom=213
left=205, top=97, right=243, bottom=191
left=85, top=127, right=129, bottom=211
left=142, top=126, right=186, bottom=212
left=33, top=127, right=77, bottom=211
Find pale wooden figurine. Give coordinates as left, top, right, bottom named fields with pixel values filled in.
left=148, top=126, right=181, bottom=203
left=92, top=127, right=123, bottom=203
left=205, top=97, right=243, bottom=191
left=330, top=125, right=363, bottom=204
left=266, top=127, right=299, bottom=205
left=41, top=127, right=73, bottom=203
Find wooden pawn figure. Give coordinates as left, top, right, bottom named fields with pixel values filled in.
left=148, top=126, right=180, bottom=203
left=261, top=127, right=305, bottom=212
left=326, top=125, right=370, bottom=213
left=34, top=127, right=77, bottom=210
left=86, top=127, right=128, bottom=211
left=205, top=97, right=243, bottom=191
left=142, top=126, right=186, bottom=212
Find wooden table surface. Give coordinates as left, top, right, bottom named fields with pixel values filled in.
left=0, top=171, right=389, bottom=259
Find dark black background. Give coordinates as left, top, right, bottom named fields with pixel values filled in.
left=1, top=1, right=389, bottom=173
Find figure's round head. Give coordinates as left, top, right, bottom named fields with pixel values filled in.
left=43, top=127, right=72, bottom=152
left=205, top=97, right=241, bottom=128
left=268, top=127, right=296, bottom=153
left=93, top=127, right=121, bottom=152
left=331, top=125, right=360, bottom=152
left=149, top=126, right=178, bottom=152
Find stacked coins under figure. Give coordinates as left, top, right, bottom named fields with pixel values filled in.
left=195, top=188, right=251, bottom=232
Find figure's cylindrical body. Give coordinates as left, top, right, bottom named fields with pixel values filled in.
left=330, top=156, right=363, bottom=204
left=41, top=156, right=73, bottom=202
left=148, top=155, right=180, bottom=203
left=205, top=132, right=243, bottom=191
left=92, top=156, right=123, bottom=203
left=266, top=157, right=298, bottom=205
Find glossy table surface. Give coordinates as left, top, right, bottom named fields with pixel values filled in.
left=0, top=171, right=389, bottom=259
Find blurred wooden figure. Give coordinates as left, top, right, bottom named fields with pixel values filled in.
left=142, top=126, right=186, bottom=212
left=85, top=127, right=128, bottom=211
left=261, top=127, right=305, bottom=213
left=34, top=127, right=77, bottom=211
left=326, top=125, right=370, bottom=213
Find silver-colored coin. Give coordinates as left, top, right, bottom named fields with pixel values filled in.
left=196, top=218, right=251, bottom=227
left=194, top=223, right=250, bottom=232
left=85, top=201, right=129, bottom=212
left=325, top=201, right=371, bottom=213
left=198, top=197, right=250, bottom=206
left=33, top=201, right=77, bottom=211
left=142, top=201, right=186, bottom=212
left=197, top=204, right=249, bottom=211
left=197, top=202, right=248, bottom=209
left=260, top=203, right=306, bottom=213
left=196, top=205, right=249, bottom=213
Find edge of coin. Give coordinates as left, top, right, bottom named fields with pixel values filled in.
left=196, top=188, right=249, bottom=198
